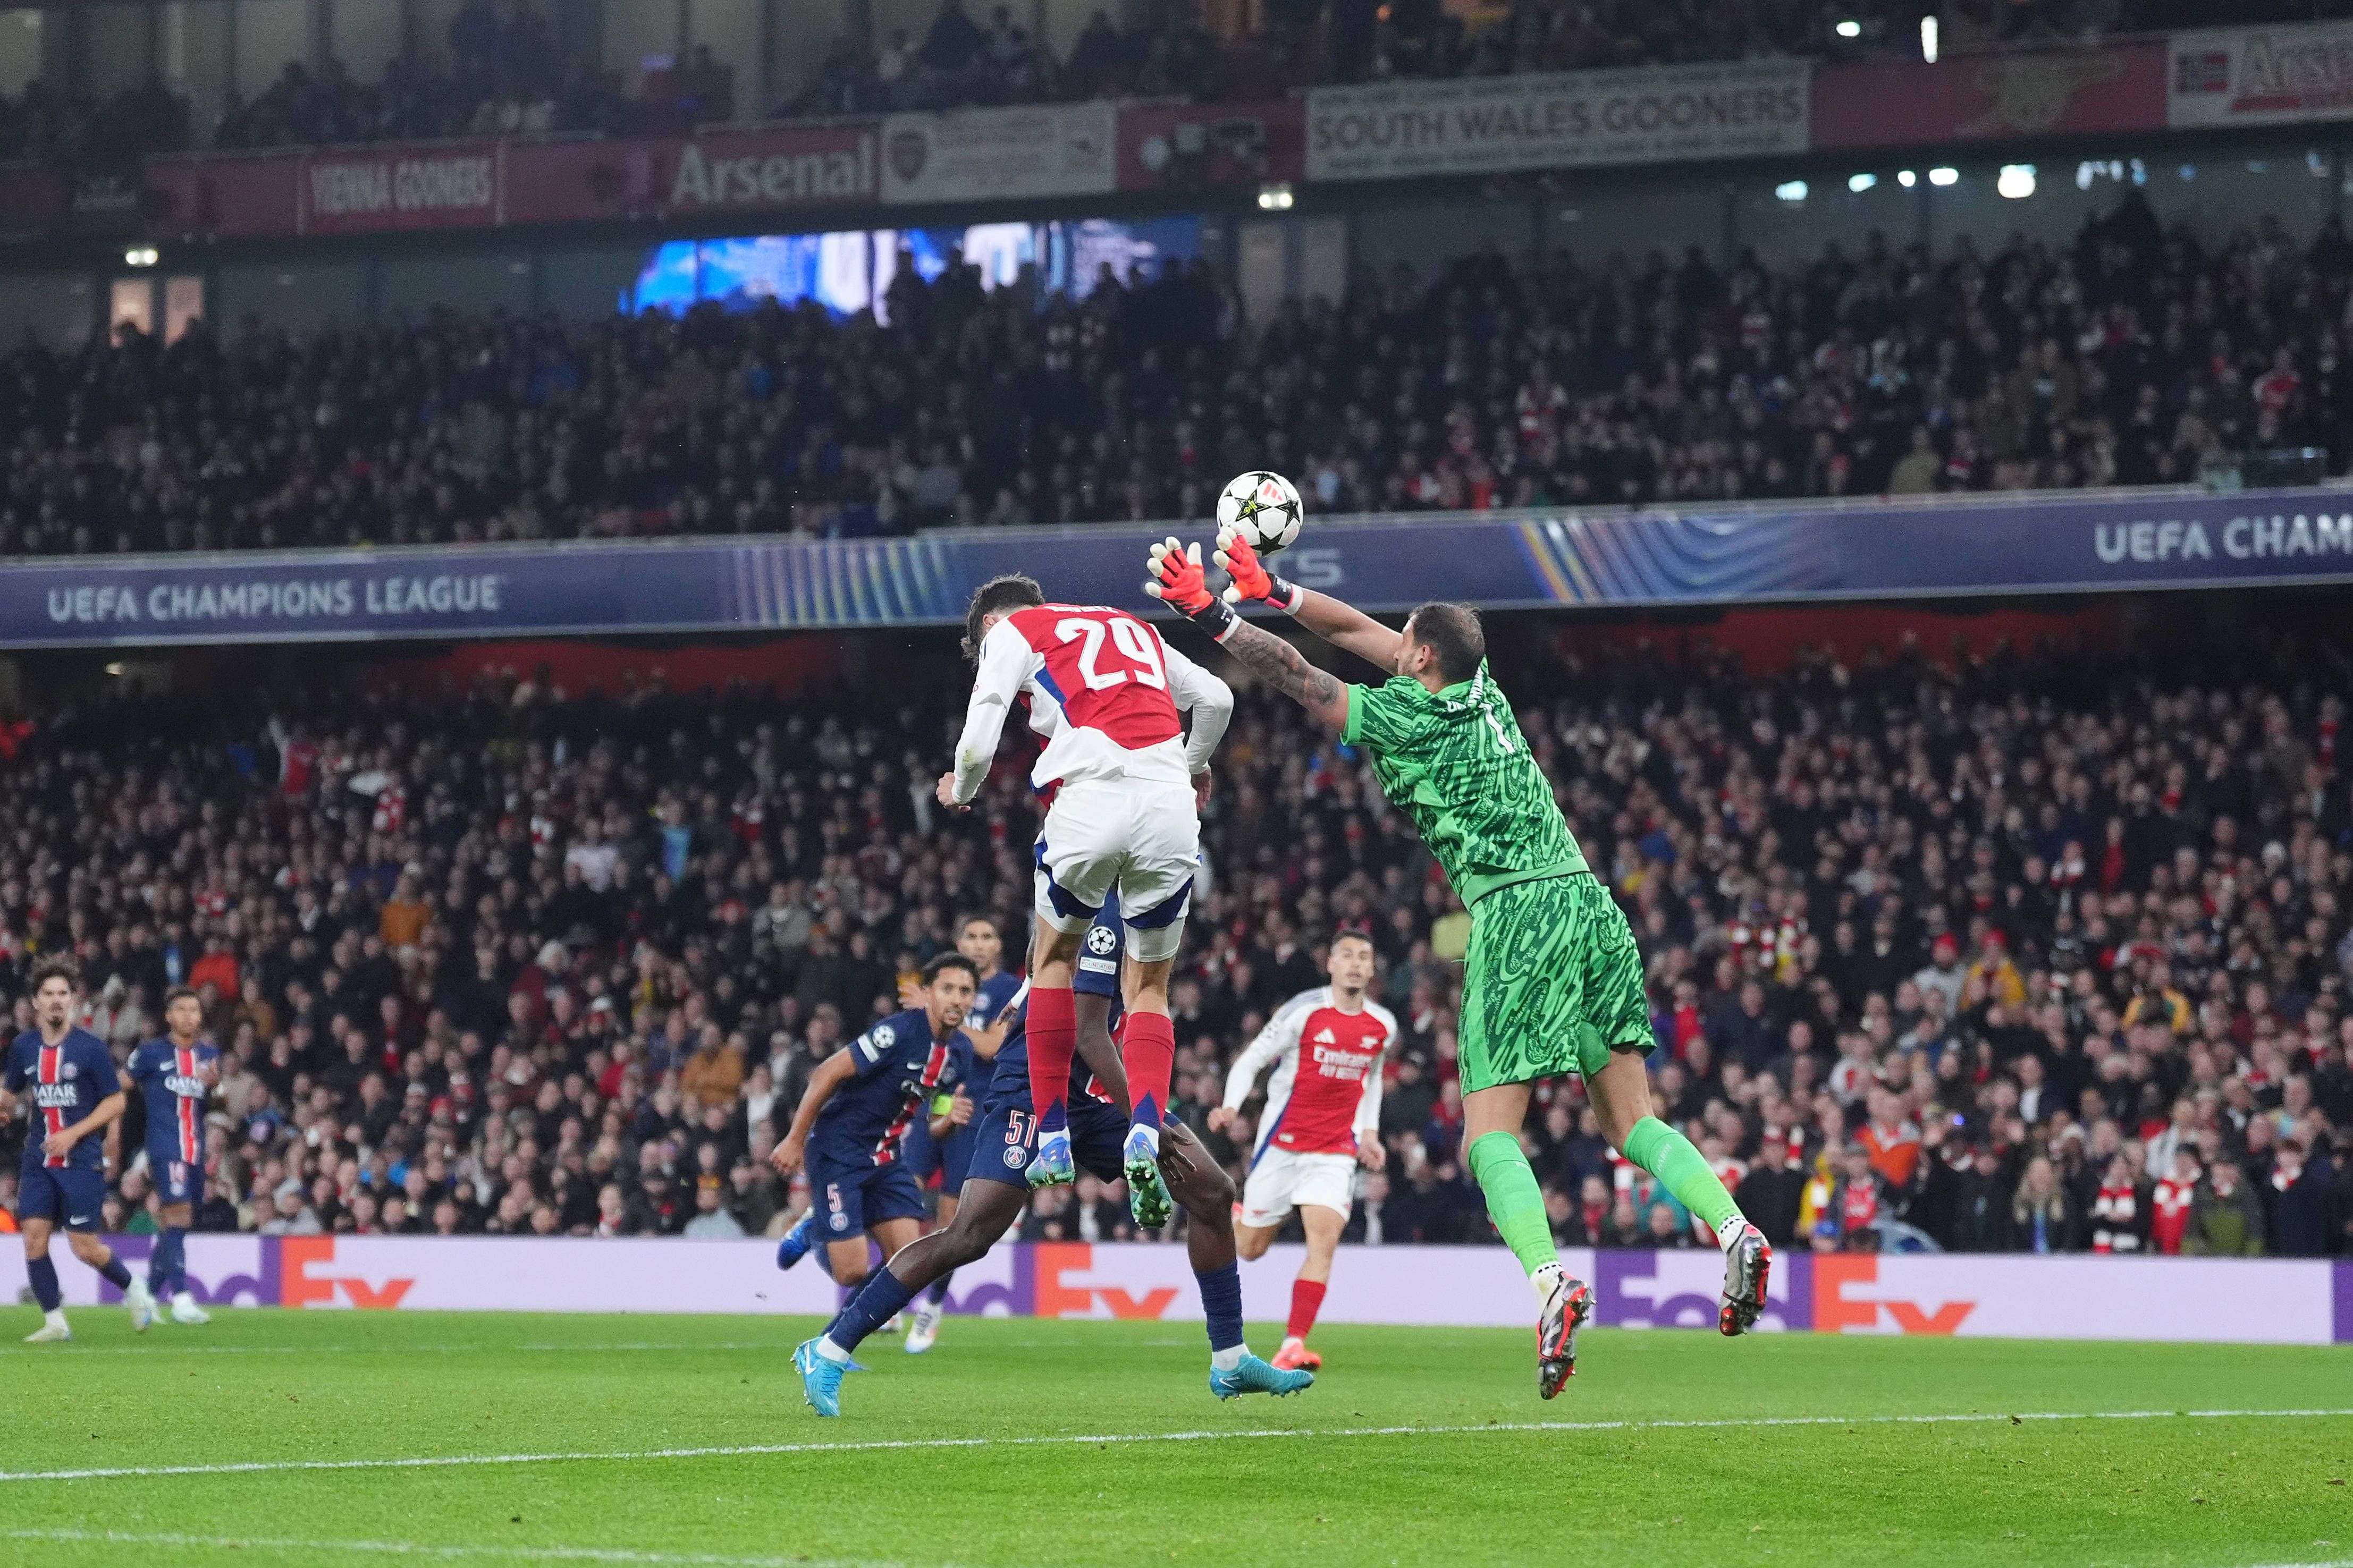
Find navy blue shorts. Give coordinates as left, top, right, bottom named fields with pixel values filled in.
left=898, top=1118, right=940, bottom=1183
left=17, top=1163, right=106, bottom=1232
left=937, top=1121, right=980, bottom=1198
left=148, top=1148, right=200, bottom=1207
left=967, top=1086, right=1158, bottom=1188
left=807, top=1157, right=925, bottom=1240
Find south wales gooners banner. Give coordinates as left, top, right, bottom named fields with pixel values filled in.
left=1303, top=58, right=1809, bottom=182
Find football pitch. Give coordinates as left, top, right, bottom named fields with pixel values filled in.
left=0, top=1310, right=2346, bottom=1568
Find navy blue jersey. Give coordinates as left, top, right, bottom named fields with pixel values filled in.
left=126, top=1038, right=219, bottom=1168
left=5, top=1027, right=118, bottom=1172
left=965, top=969, right=1023, bottom=1102
left=808, top=1008, right=973, bottom=1168
left=996, top=897, right=1125, bottom=1098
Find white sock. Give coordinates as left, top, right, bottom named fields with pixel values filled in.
left=1528, top=1258, right=1565, bottom=1309
left=1715, top=1215, right=1750, bottom=1251
left=1209, top=1344, right=1245, bottom=1373
left=43, top=1309, right=68, bottom=1331
left=815, top=1336, right=853, bottom=1364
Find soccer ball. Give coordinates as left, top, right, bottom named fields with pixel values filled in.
left=1215, top=470, right=1304, bottom=555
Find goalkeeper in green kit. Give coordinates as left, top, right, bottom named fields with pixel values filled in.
left=1145, top=526, right=1770, bottom=1399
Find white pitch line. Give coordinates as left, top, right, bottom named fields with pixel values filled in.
left=2, top=1406, right=2347, bottom=1486
left=0, top=1527, right=960, bottom=1568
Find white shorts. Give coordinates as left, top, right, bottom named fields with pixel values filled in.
left=1238, top=1145, right=1360, bottom=1229
left=1034, top=780, right=1199, bottom=963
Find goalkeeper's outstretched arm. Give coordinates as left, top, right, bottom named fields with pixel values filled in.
left=1215, top=524, right=1405, bottom=673
left=1145, top=537, right=1350, bottom=733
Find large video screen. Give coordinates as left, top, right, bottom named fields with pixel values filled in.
left=624, top=216, right=1204, bottom=321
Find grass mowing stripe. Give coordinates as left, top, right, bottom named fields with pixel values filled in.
left=0, top=1527, right=971, bottom=1568
left=6, top=1405, right=2348, bottom=1485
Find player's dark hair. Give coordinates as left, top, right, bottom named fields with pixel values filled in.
left=1331, top=930, right=1378, bottom=953
left=165, top=985, right=201, bottom=1009
left=955, top=912, right=999, bottom=939
left=923, top=953, right=981, bottom=988
left=28, top=955, right=80, bottom=995
left=963, top=574, right=1044, bottom=662
left=1407, top=601, right=1485, bottom=685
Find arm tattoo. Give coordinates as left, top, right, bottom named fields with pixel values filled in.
left=1224, top=619, right=1343, bottom=715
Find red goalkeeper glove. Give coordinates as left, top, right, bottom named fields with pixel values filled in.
left=1213, top=525, right=1305, bottom=614
left=1144, top=537, right=1238, bottom=640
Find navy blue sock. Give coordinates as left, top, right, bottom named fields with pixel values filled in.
left=824, top=1266, right=919, bottom=1354
left=1195, top=1262, right=1244, bottom=1354
left=26, top=1256, right=61, bottom=1311
left=926, top=1270, right=954, bottom=1307
left=151, top=1228, right=186, bottom=1294
left=97, top=1255, right=133, bottom=1291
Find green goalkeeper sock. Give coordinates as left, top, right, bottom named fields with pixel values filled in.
left=1466, top=1131, right=1560, bottom=1281
left=1622, top=1116, right=1742, bottom=1235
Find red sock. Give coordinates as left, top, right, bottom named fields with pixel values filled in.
left=1121, top=1010, right=1176, bottom=1133
left=1027, top=986, right=1075, bottom=1133
left=1288, top=1278, right=1327, bottom=1342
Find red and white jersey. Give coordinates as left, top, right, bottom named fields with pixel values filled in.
left=1222, top=987, right=1397, bottom=1157
left=954, top=603, right=1232, bottom=802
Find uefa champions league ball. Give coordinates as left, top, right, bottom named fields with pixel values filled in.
left=1215, top=470, right=1305, bottom=555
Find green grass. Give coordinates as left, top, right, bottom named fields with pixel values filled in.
left=0, top=1309, right=2347, bottom=1568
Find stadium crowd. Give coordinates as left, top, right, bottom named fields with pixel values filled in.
left=0, top=626, right=2348, bottom=1259
left=4, top=190, right=2348, bottom=558
left=7, top=0, right=2350, bottom=176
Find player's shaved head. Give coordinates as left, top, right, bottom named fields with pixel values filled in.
left=963, top=574, right=1044, bottom=661
left=1404, top=601, right=1484, bottom=685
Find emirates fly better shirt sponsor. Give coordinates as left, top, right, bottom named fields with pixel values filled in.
left=1222, top=987, right=1397, bottom=1156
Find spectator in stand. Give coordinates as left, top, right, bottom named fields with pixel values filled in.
left=2086, top=1154, right=2150, bottom=1252
left=2183, top=1159, right=2266, bottom=1256
left=2009, top=1155, right=2077, bottom=1253
left=2150, top=1149, right=2198, bottom=1254
left=2266, top=1139, right=2337, bottom=1256
left=1733, top=1135, right=1804, bottom=1248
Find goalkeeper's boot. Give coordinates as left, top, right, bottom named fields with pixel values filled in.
left=1027, top=1127, right=1076, bottom=1189
left=1536, top=1272, right=1595, bottom=1400
left=774, top=1209, right=817, bottom=1272
left=1210, top=1353, right=1314, bottom=1400
left=793, top=1337, right=848, bottom=1418
left=1719, top=1222, right=1772, bottom=1336
left=1123, top=1125, right=1175, bottom=1229
left=1272, top=1337, right=1321, bottom=1372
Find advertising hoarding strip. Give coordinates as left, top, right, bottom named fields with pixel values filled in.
left=11, top=487, right=2353, bottom=649
left=2, top=1237, right=2340, bottom=1344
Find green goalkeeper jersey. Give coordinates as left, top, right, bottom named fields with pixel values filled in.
left=1340, top=659, right=1588, bottom=906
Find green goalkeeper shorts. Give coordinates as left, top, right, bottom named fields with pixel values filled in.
left=1457, top=871, right=1651, bottom=1094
